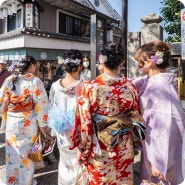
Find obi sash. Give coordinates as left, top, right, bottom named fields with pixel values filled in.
left=7, top=93, right=34, bottom=112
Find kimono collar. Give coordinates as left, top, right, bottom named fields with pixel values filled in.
left=19, top=73, right=36, bottom=80
left=149, top=73, right=175, bottom=84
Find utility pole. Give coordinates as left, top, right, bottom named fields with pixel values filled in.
left=121, top=0, right=128, bottom=77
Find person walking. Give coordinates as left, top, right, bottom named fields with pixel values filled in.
left=0, top=58, right=10, bottom=129
left=70, top=42, right=139, bottom=184
left=48, top=50, right=84, bottom=185
left=0, top=58, right=10, bottom=88
left=133, top=40, right=185, bottom=184
left=0, top=55, right=49, bottom=185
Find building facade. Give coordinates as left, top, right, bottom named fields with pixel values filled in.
left=0, top=0, right=121, bottom=81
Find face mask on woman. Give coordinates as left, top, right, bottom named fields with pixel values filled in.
left=83, top=61, right=89, bottom=68
left=137, top=65, right=150, bottom=74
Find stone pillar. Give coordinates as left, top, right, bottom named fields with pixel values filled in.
left=127, top=32, right=141, bottom=78
left=141, top=13, right=163, bottom=45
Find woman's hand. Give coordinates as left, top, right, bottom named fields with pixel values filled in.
left=151, top=164, right=165, bottom=180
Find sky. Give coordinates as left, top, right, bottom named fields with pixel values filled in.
left=108, top=0, right=162, bottom=32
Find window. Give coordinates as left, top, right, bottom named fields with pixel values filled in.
left=59, top=12, right=81, bottom=36
left=113, top=35, right=121, bottom=44
left=7, top=9, right=22, bottom=32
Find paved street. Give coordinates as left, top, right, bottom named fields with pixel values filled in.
left=0, top=129, right=141, bottom=185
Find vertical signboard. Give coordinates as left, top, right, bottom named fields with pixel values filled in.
left=91, top=14, right=106, bottom=79
left=96, top=18, right=106, bottom=58
left=25, top=3, right=33, bottom=28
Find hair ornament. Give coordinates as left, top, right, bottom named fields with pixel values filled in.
left=151, top=51, right=164, bottom=65
left=64, top=58, right=81, bottom=65
left=8, top=60, right=24, bottom=72
left=98, top=54, right=108, bottom=64
left=8, top=60, right=18, bottom=72
left=57, top=56, right=65, bottom=65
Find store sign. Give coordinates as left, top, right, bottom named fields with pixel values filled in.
left=25, top=3, right=33, bottom=28
left=181, top=8, right=185, bottom=60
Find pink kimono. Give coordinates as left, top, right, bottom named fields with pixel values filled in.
left=133, top=73, right=185, bottom=185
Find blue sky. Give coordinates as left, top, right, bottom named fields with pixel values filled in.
left=108, top=0, right=162, bottom=32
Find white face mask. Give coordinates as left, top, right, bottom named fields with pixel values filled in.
left=83, top=61, right=89, bottom=68
left=137, top=65, right=150, bottom=74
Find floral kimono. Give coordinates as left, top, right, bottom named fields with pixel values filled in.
left=70, top=73, right=139, bottom=185
left=0, top=73, right=48, bottom=185
left=48, top=79, right=84, bottom=185
left=133, top=73, right=185, bottom=185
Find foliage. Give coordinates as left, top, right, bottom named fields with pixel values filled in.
left=160, top=0, right=181, bottom=42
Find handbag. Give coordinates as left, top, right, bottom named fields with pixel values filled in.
left=41, top=132, right=60, bottom=166
left=141, top=175, right=171, bottom=185
left=30, top=133, right=43, bottom=162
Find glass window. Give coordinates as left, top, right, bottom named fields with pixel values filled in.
left=59, top=12, right=81, bottom=36
left=7, top=9, right=22, bottom=32
left=8, top=15, right=16, bottom=32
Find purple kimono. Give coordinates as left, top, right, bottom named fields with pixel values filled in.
left=133, top=73, right=185, bottom=185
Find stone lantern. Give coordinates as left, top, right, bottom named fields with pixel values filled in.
left=141, top=13, right=163, bottom=45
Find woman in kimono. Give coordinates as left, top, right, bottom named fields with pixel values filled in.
left=133, top=40, right=185, bottom=184
left=80, top=55, right=91, bottom=82
left=70, top=42, right=139, bottom=184
left=0, top=55, right=49, bottom=185
left=48, top=50, right=84, bottom=185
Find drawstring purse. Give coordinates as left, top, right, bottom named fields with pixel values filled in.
left=30, top=131, right=59, bottom=165
left=141, top=175, right=171, bottom=185
left=30, top=133, right=43, bottom=162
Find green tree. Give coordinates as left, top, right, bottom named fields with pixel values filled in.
left=160, top=0, right=181, bottom=42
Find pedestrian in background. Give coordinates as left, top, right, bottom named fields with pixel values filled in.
left=0, top=55, right=49, bottom=185
left=0, top=58, right=10, bottom=129
left=55, top=64, right=65, bottom=81
left=0, top=58, right=10, bottom=88
left=80, top=55, right=91, bottom=82
left=48, top=50, right=84, bottom=185
left=133, top=40, right=185, bottom=184
left=70, top=42, right=139, bottom=184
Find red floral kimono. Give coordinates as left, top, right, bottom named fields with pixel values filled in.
left=70, top=73, right=139, bottom=185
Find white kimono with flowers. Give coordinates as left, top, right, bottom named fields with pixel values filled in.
left=0, top=73, right=48, bottom=185
left=48, top=79, right=83, bottom=185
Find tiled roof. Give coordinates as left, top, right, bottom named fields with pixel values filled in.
left=0, top=28, right=90, bottom=43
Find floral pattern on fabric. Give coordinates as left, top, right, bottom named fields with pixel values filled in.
left=48, top=79, right=84, bottom=185
left=0, top=73, right=48, bottom=185
left=70, top=73, right=139, bottom=185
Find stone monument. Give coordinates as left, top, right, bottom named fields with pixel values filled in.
left=141, top=13, right=163, bottom=45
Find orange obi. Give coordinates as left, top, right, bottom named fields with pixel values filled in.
left=7, top=93, right=34, bottom=112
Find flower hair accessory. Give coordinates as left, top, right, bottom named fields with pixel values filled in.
left=98, top=54, right=108, bottom=64
left=57, top=56, right=81, bottom=65
left=64, top=58, right=81, bottom=65
left=151, top=51, right=164, bottom=65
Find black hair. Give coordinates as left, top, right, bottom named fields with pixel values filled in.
left=63, top=50, right=83, bottom=73
left=11, top=55, right=36, bottom=91
left=100, top=42, right=124, bottom=69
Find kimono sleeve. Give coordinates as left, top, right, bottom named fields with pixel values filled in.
left=132, top=75, right=148, bottom=91
left=70, top=83, right=96, bottom=162
left=33, top=77, right=49, bottom=127
left=0, top=77, right=10, bottom=128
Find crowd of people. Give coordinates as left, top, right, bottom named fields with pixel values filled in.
left=0, top=40, right=185, bottom=185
